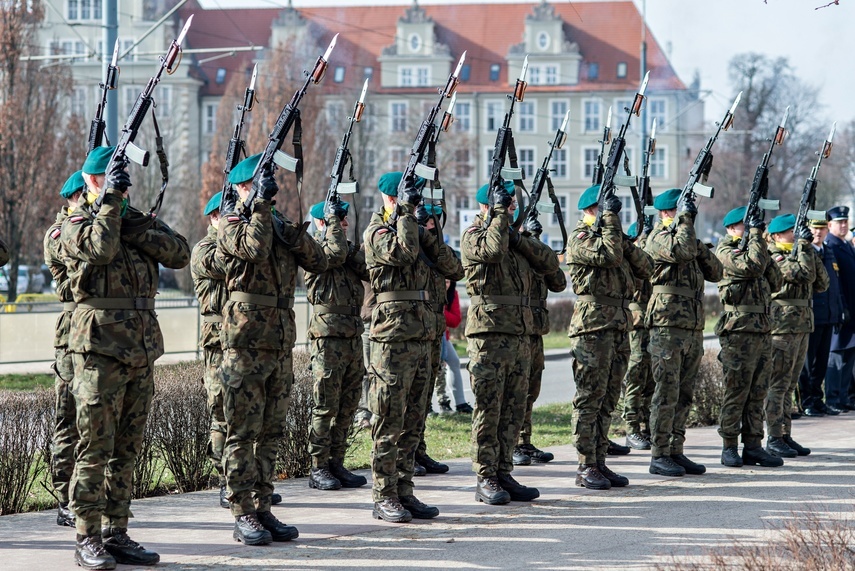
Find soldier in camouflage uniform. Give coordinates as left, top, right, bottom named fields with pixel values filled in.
left=462, top=181, right=560, bottom=504
left=566, top=185, right=653, bottom=490
left=765, top=214, right=828, bottom=458
left=61, top=147, right=190, bottom=569
left=216, top=154, right=327, bottom=545
left=715, top=206, right=783, bottom=468
left=44, top=171, right=85, bottom=528
left=644, top=189, right=723, bottom=477
left=415, top=203, right=464, bottom=474
left=364, top=171, right=441, bottom=522
left=304, top=200, right=370, bottom=491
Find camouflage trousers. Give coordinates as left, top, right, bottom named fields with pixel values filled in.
left=468, top=333, right=532, bottom=477
left=570, top=330, right=630, bottom=465
left=623, top=326, right=654, bottom=434
left=518, top=335, right=544, bottom=446
left=766, top=333, right=809, bottom=438
left=718, top=332, right=772, bottom=447
left=69, top=352, right=154, bottom=537
left=220, top=347, right=292, bottom=517
left=52, top=347, right=78, bottom=504
left=308, top=336, right=365, bottom=467
left=203, top=348, right=226, bottom=481
left=416, top=335, right=443, bottom=457
left=647, top=327, right=703, bottom=457
left=368, top=340, right=431, bottom=501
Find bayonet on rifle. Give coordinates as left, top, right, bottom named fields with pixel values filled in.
left=87, top=39, right=120, bottom=153
left=792, top=122, right=836, bottom=259
left=592, top=106, right=612, bottom=185
left=220, top=64, right=258, bottom=214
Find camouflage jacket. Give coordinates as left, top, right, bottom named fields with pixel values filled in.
left=364, top=204, right=437, bottom=343
left=462, top=207, right=560, bottom=337
left=644, top=215, right=723, bottom=331
left=218, top=199, right=328, bottom=351
left=714, top=229, right=783, bottom=335
left=531, top=265, right=567, bottom=336
left=305, top=218, right=369, bottom=340
left=60, top=190, right=190, bottom=366
left=44, top=209, right=73, bottom=348
left=191, top=225, right=228, bottom=350
left=0, top=236, right=8, bottom=266
left=769, top=240, right=829, bottom=335
left=566, top=212, right=653, bottom=336
left=427, top=240, right=465, bottom=337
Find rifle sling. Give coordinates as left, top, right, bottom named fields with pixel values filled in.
left=120, top=107, right=169, bottom=236
left=546, top=176, right=568, bottom=254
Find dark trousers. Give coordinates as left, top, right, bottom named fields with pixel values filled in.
left=826, top=346, right=855, bottom=408
left=799, top=324, right=833, bottom=409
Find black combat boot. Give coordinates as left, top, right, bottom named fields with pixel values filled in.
left=219, top=484, right=229, bottom=509
left=626, top=432, right=651, bottom=450
left=415, top=452, right=449, bottom=474
left=308, top=464, right=342, bottom=490
left=607, top=440, right=631, bottom=456
left=101, top=527, right=160, bottom=565
left=743, top=445, right=784, bottom=467
left=721, top=446, right=743, bottom=467
left=57, top=501, right=75, bottom=527
left=783, top=434, right=811, bottom=456
left=233, top=514, right=273, bottom=545
left=256, top=510, right=299, bottom=541
left=75, top=534, right=116, bottom=570
left=512, top=447, right=532, bottom=466
left=671, top=453, right=706, bottom=475
left=271, top=493, right=282, bottom=505
left=766, top=436, right=797, bottom=458
left=575, top=464, right=611, bottom=490
left=497, top=473, right=540, bottom=501
left=413, top=462, right=427, bottom=477
left=475, top=476, right=511, bottom=505
left=372, top=498, right=413, bottom=523
left=518, top=443, right=555, bottom=463
left=399, top=495, right=440, bottom=519
left=650, top=456, right=686, bottom=477
left=329, top=458, right=367, bottom=488
left=597, top=463, right=629, bottom=487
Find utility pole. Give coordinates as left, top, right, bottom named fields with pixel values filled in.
left=104, top=0, right=118, bottom=143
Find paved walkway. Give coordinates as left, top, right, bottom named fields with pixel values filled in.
left=1, top=412, right=853, bottom=570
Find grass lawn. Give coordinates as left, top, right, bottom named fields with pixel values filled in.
left=0, top=373, right=53, bottom=391
left=452, top=331, right=568, bottom=357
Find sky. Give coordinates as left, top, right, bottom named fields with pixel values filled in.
left=196, top=0, right=853, bottom=125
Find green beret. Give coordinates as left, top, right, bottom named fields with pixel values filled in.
left=228, top=152, right=263, bottom=185
left=627, top=221, right=637, bottom=237
left=424, top=204, right=443, bottom=216
left=377, top=171, right=426, bottom=197
left=653, top=188, right=681, bottom=211
left=60, top=170, right=85, bottom=198
left=767, top=213, right=796, bottom=235
left=310, top=200, right=349, bottom=219
left=577, top=184, right=600, bottom=210
left=203, top=192, right=222, bottom=216
left=476, top=180, right=515, bottom=205
left=722, top=206, right=746, bottom=228
left=82, top=146, right=116, bottom=176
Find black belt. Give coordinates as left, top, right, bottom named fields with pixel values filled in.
left=576, top=295, right=629, bottom=309
left=230, top=291, right=294, bottom=309
left=376, top=290, right=430, bottom=303
left=470, top=295, right=530, bottom=307
left=314, top=304, right=361, bottom=316
left=77, top=297, right=155, bottom=310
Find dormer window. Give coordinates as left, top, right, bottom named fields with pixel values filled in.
left=460, top=64, right=471, bottom=82
left=409, top=33, right=421, bottom=53
left=490, top=63, right=500, bottom=82
left=588, top=62, right=599, bottom=81
left=617, top=62, right=627, bottom=79
left=537, top=31, right=550, bottom=51
left=333, top=66, right=345, bottom=83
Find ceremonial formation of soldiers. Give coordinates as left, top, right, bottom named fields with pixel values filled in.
left=2, top=22, right=848, bottom=571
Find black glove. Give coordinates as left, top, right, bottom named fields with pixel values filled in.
left=401, top=174, right=421, bottom=206
left=490, top=182, right=513, bottom=208
left=508, top=225, right=522, bottom=248
left=797, top=225, right=813, bottom=242
left=748, top=217, right=766, bottom=232
left=105, top=159, right=131, bottom=193
left=220, top=190, right=237, bottom=215
left=325, top=197, right=347, bottom=220
left=414, top=203, right=430, bottom=226
left=604, top=195, right=622, bottom=214
left=522, top=216, right=542, bottom=237
left=677, top=195, right=698, bottom=217
left=255, top=164, right=279, bottom=201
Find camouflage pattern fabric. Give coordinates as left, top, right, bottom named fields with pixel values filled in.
left=717, top=332, right=772, bottom=447
left=767, top=333, right=808, bottom=437
left=0, top=236, right=8, bottom=266
left=416, top=335, right=444, bottom=457
left=519, top=334, right=544, bottom=445
left=623, top=326, right=653, bottom=434
left=204, top=348, right=225, bottom=480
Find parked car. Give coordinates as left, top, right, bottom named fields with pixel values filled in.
left=0, top=265, right=45, bottom=294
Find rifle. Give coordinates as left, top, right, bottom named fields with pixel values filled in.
left=636, top=118, right=657, bottom=237
left=236, top=34, right=338, bottom=222
left=93, top=15, right=193, bottom=216
left=220, top=64, right=258, bottom=215
left=419, top=91, right=458, bottom=241
left=592, top=71, right=650, bottom=232
left=739, top=106, right=788, bottom=250
left=592, top=106, right=612, bottom=185
left=87, top=39, right=119, bottom=153
left=791, top=122, right=835, bottom=260
left=515, top=109, right=570, bottom=253
left=485, top=55, right=529, bottom=223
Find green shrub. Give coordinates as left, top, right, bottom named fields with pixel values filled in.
left=0, top=388, right=53, bottom=514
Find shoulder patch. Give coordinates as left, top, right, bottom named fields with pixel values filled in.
left=50, top=228, right=61, bottom=240
left=775, top=255, right=784, bottom=262
left=377, top=228, right=389, bottom=235
left=576, top=231, right=587, bottom=239
left=226, top=216, right=240, bottom=223
left=69, top=215, right=85, bottom=224
left=658, top=230, right=670, bottom=236
left=467, top=227, right=478, bottom=234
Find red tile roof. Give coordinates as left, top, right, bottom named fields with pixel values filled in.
left=179, top=0, right=685, bottom=98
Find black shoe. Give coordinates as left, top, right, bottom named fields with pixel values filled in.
left=575, top=464, right=611, bottom=490
left=825, top=404, right=843, bottom=415
left=791, top=411, right=803, bottom=420
left=309, top=465, right=342, bottom=490
left=233, top=514, right=273, bottom=545
left=256, top=510, right=299, bottom=541
left=671, top=453, right=706, bottom=475
left=415, top=453, right=449, bottom=474
left=597, top=463, right=629, bottom=487
left=497, top=473, right=540, bottom=501
left=803, top=407, right=826, bottom=417
left=783, top=435, right=811, bottom=456
left=456, top=402, right=474, bottom=414
left=721, top=446, right=743, bottom=467
left=743, top=445, right=784, bottom=467
left=329, top=458, right=368, bottom=488
left=101, top=528, right=160, bottom=565
left=607, top=440, right=631, bottom=456
left=271, top=493, right=282, bottom=505
left=219, top=484, right=230, bottom=509
left=649, top=456, right=686, bottom=477
left=766, top=436, right=797, bottom=459
left=413, top=462, right=427, bottom=477
left=428, top=404, right=437, bottom=417
left=75, top=535, right=117, bottom=570
left=512, top=447, right=532, bottom=466
left=57, top=502, right=75, bottom=527
left=626, top=432, right=651, bottom=450
left=372, top=498, right=413, bottom=523
left=399, top=495, right=440, bottom=519
left=438, top=401, right=454, bottom=415
left=518, top=443, right=554, bottom=463
left=842, top=401, right=855, bottom=412
left=475, top=476, right=511, bottom=505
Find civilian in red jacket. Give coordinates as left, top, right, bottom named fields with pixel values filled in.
left=435, top=281, right=473, bottom=413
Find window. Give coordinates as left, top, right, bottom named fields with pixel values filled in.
left=583, top=99, right=601, bottom=132
left=552, top=148, right=567, bottom=178
left=617, top=62, right=627, bottom=79
left=70, top=86, right=87, bottom=117
left=363, top=194, right=375, bottom=210
left=417, top=67, right=429, bottom=86
left=455, top=149, right=471, bottom=179
left=528, top=64, right=560, bottom=86
left=156, top=85, right=171, bottom=116
left=550, top=100, right=568, bottom=131
left=123, top=86, right=137, bottom=116
left=460, top=64, right=471, bottom=82
left=121, top=39, right=136, bottom=62
left=519, top=147, right=535, bottom=178
left=409, top=33, right=421, bottom=52
left=620, top=196, right=633, bottom=226
left=390, top=102, right=407, bottom=132
left=649, top=98, right=667, bottom=131
left=215, top=68, right=226, bottom=84
left=614, top=98, right=632, bottom=116
left=545, top=65, right=558, bottom=85
left=390, top=147, right=407, bottom=170
left=203, top=103, right=217, bottom=135
left=485, top=147, right=495, bottom=179
left=583, top=147, right=599, bottom=180
left=537, top=31, right=550, bottom=51
left=650, top=147, right=667, bottom=179
left=363, top=149, right=376, bottom=182
left=364, top=67, right=373, bottom=81
left=54, top=39, right=85, bottom=62
left=68, top=0, right=102, bottom=20
left=333, top=66, right=345, bottom=83
left=552, top=195, right=567, bottom=226
left=588, top=62, right=599, bottom=80
left=518, top=101, right=535, bottom=132
left=490, top=63, right=500, bottom=82
left=325, top=101, right=345, bottom=126
left=454, top=102, right=471, bottom=132
left=365, top=102, right=377, bottom=133
left=550, top=239, right=563, bottom=251
left=485, top=100, right=503, bottom=132
left=528, top=66, right=540, bottom=86
left=67, top=0, right=77, bottom=19
left=399, top=66, right=429, bottom=87
left=456, top=195, right=471, bottom=210
left=400, top=67, right=412, bottom=87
